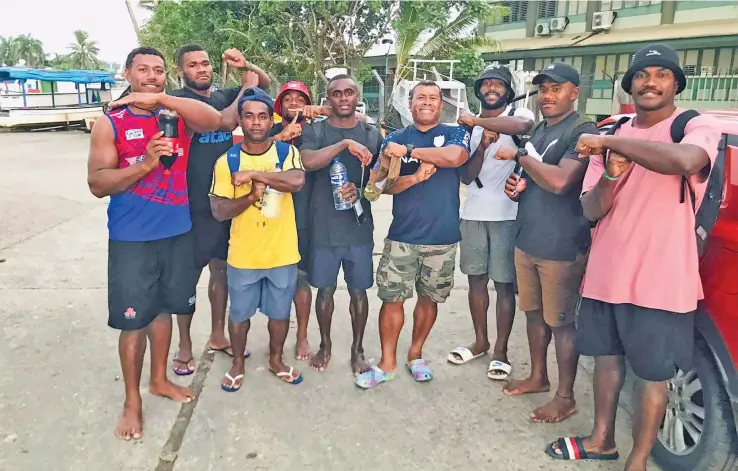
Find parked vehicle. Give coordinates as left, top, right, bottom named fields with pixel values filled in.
left=596, top=110, right=738, bottom=471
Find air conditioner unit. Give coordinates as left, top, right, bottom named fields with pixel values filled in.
left=593, top=11, right=616, bottom=31
left=700, top=65, right=715, bottom=76
left=550, top=17, right=569, bottom=32
left=683, top=65, right=698, bottom=76
left=535, top=22, right=551, bottom=37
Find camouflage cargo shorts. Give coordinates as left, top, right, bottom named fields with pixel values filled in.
left=376, top=239, right=458, bottom=303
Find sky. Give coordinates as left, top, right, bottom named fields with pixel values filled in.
left=0, top=0, right=151, bottom=65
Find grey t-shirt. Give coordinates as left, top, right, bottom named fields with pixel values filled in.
left=299, top=120, right=382, bottom=248
left=515, top=112, right=597, bottom=261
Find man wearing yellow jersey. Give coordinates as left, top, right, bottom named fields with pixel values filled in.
left=210, top=88, right=306, bottom=391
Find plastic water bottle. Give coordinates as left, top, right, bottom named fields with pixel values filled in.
left=330, top=158, right=351, bottom=210
left=260, top=163, right=283, bottom=218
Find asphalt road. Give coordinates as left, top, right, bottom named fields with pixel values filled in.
left=0, top=130, right=648, bottom=471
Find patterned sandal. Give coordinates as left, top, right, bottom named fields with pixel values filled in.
left=406, top=359, right=433, bottom=382
left=355, top=366, right=396, bottom=389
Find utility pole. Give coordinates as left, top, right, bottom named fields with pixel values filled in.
left=125, top=0, right=141, bottom=44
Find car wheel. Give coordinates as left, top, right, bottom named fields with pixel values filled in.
left=651, top=336, right=738, bottom=471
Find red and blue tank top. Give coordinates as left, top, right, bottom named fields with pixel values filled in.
left=106, top=107, right=192, bottom=242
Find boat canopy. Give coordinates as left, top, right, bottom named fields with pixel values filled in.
left=0, top=67, right=116, bottom=85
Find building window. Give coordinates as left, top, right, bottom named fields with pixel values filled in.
left=564, top=0, right=589, bottom=16
left=601, top=0, right=657, bottom=10
left=489, top=1, right=528, bottom=24
left=539, top=0, right=557, bottom=18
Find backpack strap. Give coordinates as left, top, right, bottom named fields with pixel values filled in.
left=274, top=140, right=291, bottom=169
left=508, top=107, right=522, bottom=147
left=671, top=110, right=701, bottom=205
left=226, top=143, right=242, bottom=175
left=550, top=115, right=594, bottom=161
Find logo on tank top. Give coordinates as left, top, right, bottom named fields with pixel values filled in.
left=125, top=128, right=145, bottom=140
left=434, top=135, right=446, bottom=147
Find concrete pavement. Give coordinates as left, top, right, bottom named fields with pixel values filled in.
left=0, top=131, right=647, bottom=470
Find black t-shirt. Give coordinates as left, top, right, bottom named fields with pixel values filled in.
left=299, top=120, right=382, bottom=247
left=515, top=112, right=597, bottom=261
left=169, top=86, right=240, bottom=216
left=268, top=122, right=313, bottom=231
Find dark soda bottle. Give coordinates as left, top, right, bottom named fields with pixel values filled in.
left=158, top=109, right=179, bottom=175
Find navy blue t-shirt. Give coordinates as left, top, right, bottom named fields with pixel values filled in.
left=377, top=124, right=470, bottom=245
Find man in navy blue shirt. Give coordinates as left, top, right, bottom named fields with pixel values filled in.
left=356, top=80, right=471, bottom=389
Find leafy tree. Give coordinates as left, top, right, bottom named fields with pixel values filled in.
left=46, top=53, right=73, bottom=70
left=391, top=0, right=503, bottom=87
left=3, top=34, right=45, bottom=67
left=68, top=30, right=101, bottom=70
left=139, top=0, right=393, bottom=95
left=0, top=36, right=12, bottom=66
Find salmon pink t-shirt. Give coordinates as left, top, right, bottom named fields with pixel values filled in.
left=581, top=109, right=722, bottom=313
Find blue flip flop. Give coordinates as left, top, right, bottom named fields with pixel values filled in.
left=545, top=436, right=619, bottom=461
left=272, top=366, right=303, bottom=385
left=355, top=366, right=396, bottom=389
left=221, top=372, right=243, bottom=392
left=406, top=359, right=433, bottom=382
left=172, top=353, right=195, bottom=376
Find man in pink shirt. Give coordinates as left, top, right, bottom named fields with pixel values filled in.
left=545, top=43, right=723, bottom=470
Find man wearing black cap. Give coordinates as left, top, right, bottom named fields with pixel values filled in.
left=448, top=65, right=534, bottom=382
left=493, top=62, right=597, bottom=423
left=545, top=44, right=722, bottom=469
left=210, top=88, right=307, bottom=390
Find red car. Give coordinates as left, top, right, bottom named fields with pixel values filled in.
left=597, top=111, right=738, bottom=470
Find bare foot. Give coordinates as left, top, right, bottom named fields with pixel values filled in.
left=502, top=377, right=550, bottom=396
left=351, top=350, right=371, bottom=376
left=114, top=401, right=143, bottom=441
left=530, top=394, right=577, bottom=423
left=624, top=456, right=648, bottom=471
left=309, top=346, right=331, bottom=372
left=296, top=336, right=312, bottom=361
left=149, top=380, right=195, bottom=403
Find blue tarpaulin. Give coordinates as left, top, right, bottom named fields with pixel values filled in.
left=0, top=67, right=116, bottom=84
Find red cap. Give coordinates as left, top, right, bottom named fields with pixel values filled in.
left=274, top=81, right=311, bottom=117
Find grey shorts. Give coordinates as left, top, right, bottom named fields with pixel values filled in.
left=459, top=219, right=516, bottom=284
left=227, top=264, right=298, bottom=323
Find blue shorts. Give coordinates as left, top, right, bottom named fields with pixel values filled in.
left=308, top=244, right=374, bottom=290
left=227, top=264, right=298, bottom=322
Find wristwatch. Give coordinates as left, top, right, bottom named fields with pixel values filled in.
left=405, top=144, right=415, bottom=159
left=514, top=148, right=528, bottom=163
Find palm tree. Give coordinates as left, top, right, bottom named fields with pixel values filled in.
left=0, top=36, right=14, bottom=66
left=68, top=30, right=101, bottom=70
left=391, top=0, right=504, bottom=88
left=10, top=34, right=45, bottom=67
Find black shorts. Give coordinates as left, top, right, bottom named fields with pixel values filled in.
left=297, top=228, right=310, bottom=275
left=108, top=232, right=199, bottom=331
left=576, top=298, right=694, bottom=381
left=192, top=213, right=230, bottom=270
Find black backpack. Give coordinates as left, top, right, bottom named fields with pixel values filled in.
left=604, top=110, right=724, bottom=255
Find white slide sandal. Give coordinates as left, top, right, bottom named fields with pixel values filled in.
left=446, top=346, right=486, bottom=365
left=487, top=360, right=513, bottom=380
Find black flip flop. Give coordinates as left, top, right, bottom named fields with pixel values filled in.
left=209, top=345, right=251, bottom=359
left=545, top=436, right=619, bottom=461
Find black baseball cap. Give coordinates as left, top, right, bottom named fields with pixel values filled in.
left=475, top=64, right=516, bottom=103
left=238, top=87, right=275, bottom=116
left=532, top=62, right=580, bottom=87
left=621, top=43, right=686, bottom=95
